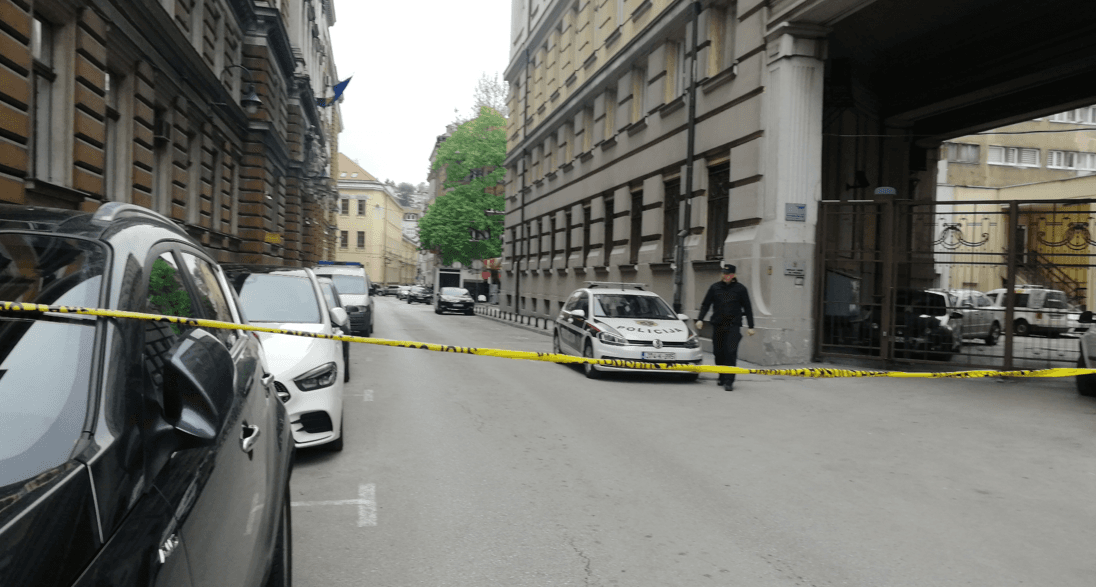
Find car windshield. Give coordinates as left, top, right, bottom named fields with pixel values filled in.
left=896, top=290, right=948, bottom=317
left=328, top=274, right=366, bottom=294
left=441, top=288, right=469, bottom=297
left=234, top=273, right=322, bottom=323
left=0, top=233, right=103, bottom=487
left=592, top=294, right=677, bottom=319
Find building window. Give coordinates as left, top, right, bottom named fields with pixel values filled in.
left=340, top=230, right=348, bottom=248
left=1048, top=108, right=1096, bottom=124
left=341, top=198, right=349, bottom=214
left=1048, top=150, right=1096, bottom=170
left=582, top=205, right=591, bottom=265
left=632, top=68, right=646, bottom=121
left=629, top=190, right=642, bottom=264
left=31, top=16, right=56, bottom=182
left=706, top=163, right=730, bottom=260
left=663, top=177, right=680, bottom=262
left=604, top=197, right=615, bottom=259
left=564, top=210, right=572, bottom=267
left=358, top=199, right=365, bottom=215
left=357, top=231, right=365, bottom=248
left=987, top=146, right=1039, bottom=167
left=945, top=143, right=980, bottom=164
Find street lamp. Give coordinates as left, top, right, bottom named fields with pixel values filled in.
left=222, top=64, right=262, bottom=115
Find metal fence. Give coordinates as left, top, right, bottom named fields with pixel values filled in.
left=817, top=198, right=1095, bottom=369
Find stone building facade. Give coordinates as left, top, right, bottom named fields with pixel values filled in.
left=0, top=0, right=340, bottom=264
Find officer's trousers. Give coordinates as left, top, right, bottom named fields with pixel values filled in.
left=712, top=325, right=743, bottom=385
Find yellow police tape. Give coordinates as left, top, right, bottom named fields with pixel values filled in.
left=3, top=300, right=1093, bottom=379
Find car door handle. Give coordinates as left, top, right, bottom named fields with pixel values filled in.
left=240, top=424, right=261, bottom=453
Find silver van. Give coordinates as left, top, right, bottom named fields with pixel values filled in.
left=313, top=262, right=374, bottom=336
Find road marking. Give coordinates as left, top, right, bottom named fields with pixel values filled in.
left=291, top=484, right=377, bottom=527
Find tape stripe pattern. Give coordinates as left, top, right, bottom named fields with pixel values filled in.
left=2, top=301, right=1091, bottom=379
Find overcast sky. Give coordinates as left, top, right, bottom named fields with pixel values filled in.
left=330, top=0, right=512, bottom=186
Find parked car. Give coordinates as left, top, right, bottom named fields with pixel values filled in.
left=892, top=288, right=963, bottom=360
left=407, top=285, right=433, bottom=304
left=552, top=282, right=702, bottom=380
left=223, top=264, right=347, bottom=451
left=0, top=202, right=293, bottom=587
left=930, top=288, right=1001, bottom=345
left=396, top=285, right=412, bottom=300
left=435, top=286, right=475, bottom=314
left=384, top=285, right=400, bottom=296
left=313, top=261, right=374, bottom=336
left=985, top=286, right=1080, bottom=337
left=318, top=277, right=352, bottom=382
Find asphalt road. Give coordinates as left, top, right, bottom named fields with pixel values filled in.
left=289, top=296, right=1096, bottom=586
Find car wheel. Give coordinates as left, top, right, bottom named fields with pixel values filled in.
left=1014, top=319, right=1030, bottom=337
left=465, top=309, right=474, bottom=315
left=435, top=306, right=442, bottom=314
left=984, top=322, right=1000, bottom=346
left=326, top=416, right=344, bottom=452
left=343, top=342, right=350, bottom=382
left=680, top=373, right=700, bottom=383
left=1077, top=356, right=1096, bottom=397
left=265, top=486, right=292, bottom=587
left=583, top=341, right=601, bottom=379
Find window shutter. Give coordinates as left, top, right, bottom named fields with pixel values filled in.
left=1020, top=148, right=1038, bottom=166
left=987, top=146, right=1003, bottom=164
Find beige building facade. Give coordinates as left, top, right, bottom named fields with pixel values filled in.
left=936, top=107, right=1096, bottom=309
left=503, top=0, right=819, bottom=364
left=334, top=153, right=417, bottom=285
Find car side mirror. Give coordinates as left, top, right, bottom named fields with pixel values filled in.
left=330, top=307, right=349, bottom=327
left=163, top=329, right=235, bottom=447
left=1080, top=311, right=1094, bottom=324
left=951, top=311, right=963, bottom=320
left=677, top=313, right=690, bottom=321
left=571, top=309, right=586, bottom=319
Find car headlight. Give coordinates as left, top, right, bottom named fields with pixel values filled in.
left=598, top=331, right=626, bottom=345
left=294, top=362, right=338, bottom=391
left=684, top=335, right=700, bottom=349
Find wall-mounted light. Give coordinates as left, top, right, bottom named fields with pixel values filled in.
left=222, top=64, right=263, bottom=115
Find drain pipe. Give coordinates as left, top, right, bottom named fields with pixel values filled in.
left=672, top=1, right=702, bottom=314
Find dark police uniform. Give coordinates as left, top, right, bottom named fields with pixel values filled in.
left=697, top=268, right=754, bottom=389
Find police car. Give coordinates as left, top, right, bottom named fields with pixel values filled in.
left=552, top=282, right=702, bottom=380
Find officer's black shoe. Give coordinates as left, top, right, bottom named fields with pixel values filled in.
left=724, top=382, right=734, bottom=391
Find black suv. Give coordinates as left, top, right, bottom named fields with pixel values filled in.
left=0, top=203, right=293, bottom=586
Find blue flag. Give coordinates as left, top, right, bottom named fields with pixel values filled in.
left=317, top=77, right=352, bottom=107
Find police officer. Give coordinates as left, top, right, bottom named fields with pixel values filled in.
left=695, top=264, right=755, bottom=391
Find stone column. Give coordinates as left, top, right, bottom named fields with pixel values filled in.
left=739, top=22, right=827, bottom=365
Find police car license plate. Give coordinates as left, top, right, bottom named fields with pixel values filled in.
left=642, top=352, right=675, bottom=361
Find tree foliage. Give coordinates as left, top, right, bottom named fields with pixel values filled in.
left=454, top=72, right=509, bottom=124
left=418, top=107, right=506, bottom=266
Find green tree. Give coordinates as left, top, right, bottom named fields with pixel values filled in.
left=419, top=106, right=506, bottom=266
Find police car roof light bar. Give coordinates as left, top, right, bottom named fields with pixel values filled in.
left=316, top=261, right=363, bottom=267
left=584, top=281, right=647, bottom=290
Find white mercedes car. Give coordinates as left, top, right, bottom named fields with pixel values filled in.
left=553, top=282, right=702, bottom=381
left=224, top=265, right=347, bottom=451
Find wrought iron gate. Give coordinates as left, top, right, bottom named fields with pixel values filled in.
left=816, top=198, right=1096, bottom=368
